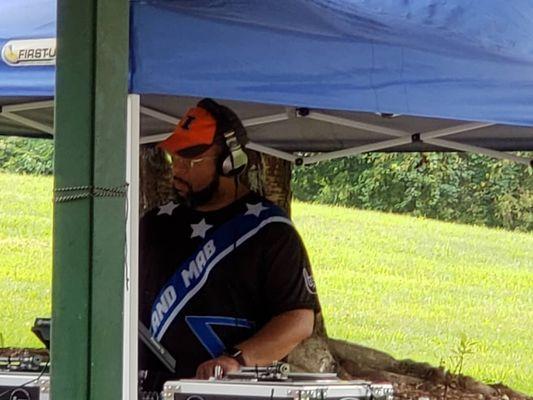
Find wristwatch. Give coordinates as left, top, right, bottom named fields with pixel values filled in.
left=224, top=347, right=246, bottom=366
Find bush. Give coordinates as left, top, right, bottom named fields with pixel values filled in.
left=0, top=137, right=54, bottom=175
left=2, top=136, right=531, bottom=231
left=292, top=152, right=533, bottom=232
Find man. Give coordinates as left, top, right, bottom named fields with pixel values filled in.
left=139, top=98, right=319, bottom=389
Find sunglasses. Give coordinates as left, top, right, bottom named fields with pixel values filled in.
left=164, top=152, right=218, bottom=169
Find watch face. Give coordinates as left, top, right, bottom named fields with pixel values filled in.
left=225, top=347, right=245, bottom=365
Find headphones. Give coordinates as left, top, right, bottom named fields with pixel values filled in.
left=197, top=98, right=248, bottom=177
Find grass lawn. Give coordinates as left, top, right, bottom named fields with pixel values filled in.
left=0, top=173, right=52, bottom=349
left=294, top=202, right=533, bottom=395
left=1, top=172, right=532, bottom=394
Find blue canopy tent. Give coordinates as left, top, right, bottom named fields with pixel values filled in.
left=1, top=0, right=533, bottom=165
left=2, top=1, right=533, bottom=398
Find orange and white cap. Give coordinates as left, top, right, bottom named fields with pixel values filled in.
left=158, top=105, right=218, bottom=156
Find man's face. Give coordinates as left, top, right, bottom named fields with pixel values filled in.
left=170, top=144, right=221, bottom=206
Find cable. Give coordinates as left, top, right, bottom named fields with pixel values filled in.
left=0, top=360, right=49, bottom=398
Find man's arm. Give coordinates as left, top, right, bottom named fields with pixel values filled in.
left=195, top=308, right=314, bottom=379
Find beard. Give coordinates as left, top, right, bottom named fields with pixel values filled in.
left=173, top=174, right=220, bottom=208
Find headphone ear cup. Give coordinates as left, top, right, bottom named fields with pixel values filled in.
left=221, top=153, right=235, bottom=176
left=220, top=148, right=248, bottom=176
left=217, top=146, right=231, bottom=176
left=219, top=132, right=248, bottom=176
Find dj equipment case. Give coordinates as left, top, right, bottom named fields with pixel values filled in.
left=162, top=378, right=394, bottom=400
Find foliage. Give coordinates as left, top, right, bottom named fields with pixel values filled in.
left=439, top=335, right=480, bottom=400
left=0, top=137, right=54, bottom=175
left=439, top=334, right=480, bottom=376
left=1, top=137, right=531, bottom=230
left=292, top=152, right=533, bottom=231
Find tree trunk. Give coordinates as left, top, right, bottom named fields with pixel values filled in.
left=242, top=152, right=293, bottom=216
left=139, top=144, right=174, bottom=215
left=138, top=145, right=529, bottom=400
left=241, top=151, right=334, bottom=371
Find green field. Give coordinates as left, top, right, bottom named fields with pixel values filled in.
left=1, top=172, right=532, bottom=394
left=0, top=173, right=52, bottom=349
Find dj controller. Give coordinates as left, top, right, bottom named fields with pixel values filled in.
left=2, top=358, right=393, bottom=400
left=0, top=372, right=49, bottom=400
left=0, top=319, right=50, bottom=400
left=0, top=351, right=50, bottom=400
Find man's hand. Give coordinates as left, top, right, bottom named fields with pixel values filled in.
left=195, top=309, right=314, bottom=379
left=195, top=355, right=240, bottom=379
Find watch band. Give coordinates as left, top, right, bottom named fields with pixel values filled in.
left=224, top=347, right=246, bottom=366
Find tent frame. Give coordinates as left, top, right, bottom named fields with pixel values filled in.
left=0, top=100, right=54, bottom=134
left=124, top=94, right=140, bottom=400
left=137, top=105, right=532, bottom=167
left=3, top=99, right=532, bottom=167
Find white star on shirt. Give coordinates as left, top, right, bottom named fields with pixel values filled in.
left=245, top=202, right=268, bottom=217
left=157, top=201, right=178, bottom=216
left=190, top=218, right=213, bottom=239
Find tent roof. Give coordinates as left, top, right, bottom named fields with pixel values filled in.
left=1, top=0, right=533, bottom=158
left=131, top=0, right=533, bottom=127
left=0, top=0, right=55, bottom=97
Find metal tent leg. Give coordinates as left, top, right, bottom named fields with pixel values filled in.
left=123, top=94, right=140, bottom=400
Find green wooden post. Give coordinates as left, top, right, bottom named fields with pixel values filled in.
left=52, top=1, right=129, bottom=399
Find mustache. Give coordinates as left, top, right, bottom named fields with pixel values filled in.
left=173, top=177, right=192, bottom=191
left=172, top=178, right=192, bottom=207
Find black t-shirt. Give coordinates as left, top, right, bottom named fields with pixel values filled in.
left=139, top=191, right=319, bottom=386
